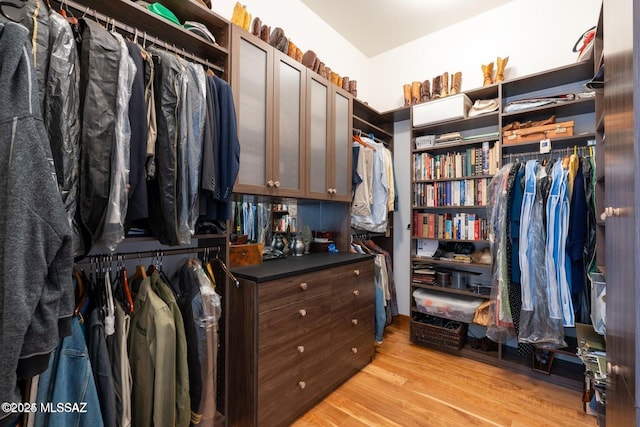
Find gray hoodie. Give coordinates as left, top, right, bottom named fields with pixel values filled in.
left=0, top=22, right=73, bottom=424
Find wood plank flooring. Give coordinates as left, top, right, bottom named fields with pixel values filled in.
left=293, top=316, right=597, bottom=427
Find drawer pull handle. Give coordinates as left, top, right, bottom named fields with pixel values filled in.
left=274, top=180, right=280, bottom=188
left=353, top=269, right=360, bottom=276
left=351, top=347, right=358, bottom=354
left=267, top=180, right=274, bottom=187
left=298, top=381, right=306, bottom=389
left=352, top=318, right=358, bottom=326
left=299, top=308, right=307, bottom=317
left=300, top=282, right=308, bottom=291
left=352, top=289, right=360, bottom=297
left=297, top=345, right=305, bottom=353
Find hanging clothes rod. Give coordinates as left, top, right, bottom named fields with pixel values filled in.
left=503, top=145, right=592, bottom=162
left=83, top=245, right=240, bottom=287
left=54, top=0, right=224, bottom=74
left=86, top=245, right=221, bottom=262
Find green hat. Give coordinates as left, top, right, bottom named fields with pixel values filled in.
left=147, top=3, right=181, bottom=26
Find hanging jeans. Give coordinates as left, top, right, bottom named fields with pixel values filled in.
left=546, top=160, right=574, bottom=326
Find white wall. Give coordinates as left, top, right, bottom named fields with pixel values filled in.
left=369, top=0, right=602, bottom=111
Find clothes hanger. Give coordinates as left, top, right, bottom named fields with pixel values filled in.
left=352, top=131, right=376, bottom=151
left=211, top=250, right=239, bottom=288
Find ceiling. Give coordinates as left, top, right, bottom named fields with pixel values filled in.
left=299, top=0, right=514, bottom=58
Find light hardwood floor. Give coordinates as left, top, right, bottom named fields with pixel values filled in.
left=293, top=316, right=597, bottom=427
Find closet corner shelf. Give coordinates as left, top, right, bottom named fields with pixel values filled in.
left=410, top=238, right=489, bottom=244
left=353, top=115, right=393, bottom=139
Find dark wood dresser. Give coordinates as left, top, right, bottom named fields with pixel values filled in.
left=227, top=253, right=375, bottom=426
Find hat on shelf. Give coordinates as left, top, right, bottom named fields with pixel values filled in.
left=467, top=98, right=499, bottom=117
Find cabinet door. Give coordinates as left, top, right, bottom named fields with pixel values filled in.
left=331, top=87, right=353, bottom=201
left=273, top=52, right=306, bottom=197
left=306, top=73, right=331, bottom=199
left=231, top=29, right=273, bottom=195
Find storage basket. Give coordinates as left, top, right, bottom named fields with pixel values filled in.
left=410, top=313, right=467, bottom=350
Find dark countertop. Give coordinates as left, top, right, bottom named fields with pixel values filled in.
left=230, top=252, right=374, bottom=283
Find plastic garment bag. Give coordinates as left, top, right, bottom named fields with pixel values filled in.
left=486, top=163, right=515, bottom=342
left=100, top=33, right=135, bottom=251
left=518, top=161, right=566, bottom=348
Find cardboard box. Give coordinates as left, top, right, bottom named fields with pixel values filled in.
left=412, top=94, right=472, bottom=127
left=229, top=243, right=263, bottom=267
left=502, top=121, right=574, bottom=145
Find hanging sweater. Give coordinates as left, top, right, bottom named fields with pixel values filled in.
left=0, top=22, right=73, bottom=425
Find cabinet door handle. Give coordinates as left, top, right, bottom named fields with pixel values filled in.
left=327, top=188, right=332, bottom=194
left=274, top=180, right=280, bottom=188
left=299, top=308, right=307, bottom=317
left=352, top=289, right=360, bottom=297
left=299, top=282, right=308, bottom=291
left=600, top=206, right=622, bottom=220
left=298, top=381, right=306, bottom=389
left=352, top=318, right=358, bottom=326
left=353, top=269, right=360, bottom=276
left=332, top=188, right=337, bottom=194
left=267, top=180, right=274, bottom=187
left=297, top=345, right=305, bottom=353
left=351, top=347, right=358, bottom=354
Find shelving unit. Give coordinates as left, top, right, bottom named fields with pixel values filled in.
left=408, top=56, right=597, bottom=389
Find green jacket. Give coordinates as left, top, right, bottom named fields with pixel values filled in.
left=151, top=270, right=191, bottom=427
left=128, top=276, right=176, bottom=427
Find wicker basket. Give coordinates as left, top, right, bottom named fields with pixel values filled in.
left=410, top=313, right=467, bottom=350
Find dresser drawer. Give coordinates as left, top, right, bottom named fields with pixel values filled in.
left=258, top=353, right=332, bottom=427
left=258, top=269, right=333, bottom=313
left=331, top=304, right=374, bottom=352
left=259, top=294, right=332, bottom=349
left=324, top=332, right=375, bottom=390
left=258, top=328, right=331, bottom=384
left=332, top=263, right=375, bottom=312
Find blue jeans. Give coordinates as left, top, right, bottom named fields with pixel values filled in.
left=374, top=261, right=386, bottom=343
left=35, top=316, right=104, bottom=427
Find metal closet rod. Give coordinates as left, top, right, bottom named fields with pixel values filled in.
left=86, top=246, right=221, bottom=261
left=84, top=245, right=240, bottom=287
left=503, top=145, right=592, bottom=161
left=56, top=0, right=224, bottom=74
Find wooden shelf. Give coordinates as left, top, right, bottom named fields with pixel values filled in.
left=411, top=257, right=491, bottom=270
left=67, top=0, right=228, bottom=73
left=410, top=284, right=491, bottom=300
left=412, top=112, right=499, bottom=135
left=411, top=237, right=489, bottom=244
left=413, top=174, right=494, bottom=184
left=413, top=136, right=499, bottom=153
left=353, top=115, right=394, bottom=139
left=413, top=205, right=489, bottom=210
left=501, top=97, right=595, bottom=121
